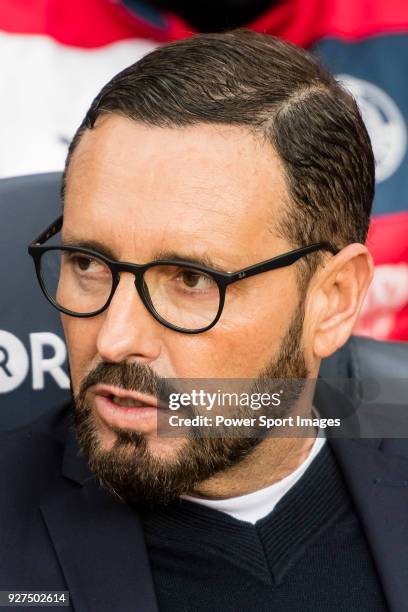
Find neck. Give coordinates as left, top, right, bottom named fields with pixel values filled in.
left=192, top=431, right=317, bottom=500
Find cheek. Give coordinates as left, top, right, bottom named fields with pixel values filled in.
left=61, top=315, right=101, bottom=394
left=166, top=300, right=292, bottom=378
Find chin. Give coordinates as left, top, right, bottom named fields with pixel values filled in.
left=98, top=423, right=186, bottom=460
left=151, top=431, right=192, bottom=456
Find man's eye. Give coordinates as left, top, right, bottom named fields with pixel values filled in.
left=67, top=254, right=108, bottom=275
left=178, top=269, right=215, bottom=290
left=74, top=256, right=93, bottom=271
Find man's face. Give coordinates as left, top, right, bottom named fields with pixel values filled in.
left=63, top=115, right=309, bottom=504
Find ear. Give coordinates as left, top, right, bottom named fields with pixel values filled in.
left=305, top=244, right=374, bottom=360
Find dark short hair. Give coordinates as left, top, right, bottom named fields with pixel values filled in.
left=65, top=29, right=375, bottom=289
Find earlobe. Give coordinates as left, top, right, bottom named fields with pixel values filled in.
left=311, top=244, right=374, bottom=359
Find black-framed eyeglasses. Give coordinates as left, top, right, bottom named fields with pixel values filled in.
left=28, top=215, right=339, bottom=334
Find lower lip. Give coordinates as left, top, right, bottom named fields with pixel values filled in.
left=94, top=395, right=158, bottom=431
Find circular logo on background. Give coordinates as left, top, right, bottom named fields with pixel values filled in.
left=337, top=74, right=407, bottom=183
left=0, top=330, right=29, bottom=393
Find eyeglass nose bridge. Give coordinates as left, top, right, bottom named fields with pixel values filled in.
left=106, top=261, right=160, bottom=323
left=107, top=260, right=146, bottom=297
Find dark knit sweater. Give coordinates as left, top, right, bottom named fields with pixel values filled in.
left=140, top=443, right=389, bottom=611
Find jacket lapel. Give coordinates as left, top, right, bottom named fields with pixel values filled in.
left=331, top=437, right=408, bottom=612
left=40, top=427, right=159, bottom=612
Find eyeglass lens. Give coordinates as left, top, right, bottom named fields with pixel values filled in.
left=40, top=249, right=221, bottom=330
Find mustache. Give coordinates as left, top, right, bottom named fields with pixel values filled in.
left=78, top=361, right=178, bottom=403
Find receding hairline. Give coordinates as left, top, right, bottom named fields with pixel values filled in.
left=62, top=113, right=289, bottom=202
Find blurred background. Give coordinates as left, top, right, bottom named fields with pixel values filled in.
left=1, top=0, right=407, bottom=344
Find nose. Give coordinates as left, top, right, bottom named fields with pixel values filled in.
left=96, top=273, right=162, bottom=364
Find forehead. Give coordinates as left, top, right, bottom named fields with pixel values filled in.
left=63, top=115, right=289, bottom=265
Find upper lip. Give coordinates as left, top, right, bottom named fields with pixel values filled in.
left=93, top=384, right=165, bottom=409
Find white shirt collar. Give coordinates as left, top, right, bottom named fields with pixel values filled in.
left=181, top=434, right=326, bottom=525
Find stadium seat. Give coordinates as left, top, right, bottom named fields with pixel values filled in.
left=0, top=173, right=70, bottom=430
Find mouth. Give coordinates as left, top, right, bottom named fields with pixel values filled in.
left=94, top=384, right=162, bottom=408
left=92, top=384, right=166, bottom=432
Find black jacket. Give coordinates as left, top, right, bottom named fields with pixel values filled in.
left=0, top=337, right=407, bottom=612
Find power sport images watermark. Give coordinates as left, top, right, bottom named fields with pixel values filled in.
left=166, top=387, right=340, bottom=430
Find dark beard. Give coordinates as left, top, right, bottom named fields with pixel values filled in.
left=73, top=305, right=308, bottom=507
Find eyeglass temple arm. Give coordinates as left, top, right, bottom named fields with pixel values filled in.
left=29, top=215, right=63, bottom=246
left=227, top=242, right=339, bottom=283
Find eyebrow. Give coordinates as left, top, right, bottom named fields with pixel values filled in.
left=61, top=238, right=229, bottom=272
left=152, top=250, right=228, bottom=272
left=61, top=238, right=117, bottom=260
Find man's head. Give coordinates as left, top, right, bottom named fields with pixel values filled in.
left=61, top=30, right=374, bottom=504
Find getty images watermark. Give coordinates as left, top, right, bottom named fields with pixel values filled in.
left=155, top=378, right=408, bottom=438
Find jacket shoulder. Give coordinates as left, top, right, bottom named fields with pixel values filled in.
left=0, top=404, right=72, bottom=503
